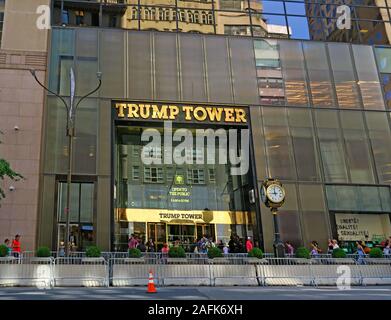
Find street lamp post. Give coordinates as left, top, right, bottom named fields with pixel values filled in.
left=30, top=68, right=102, bottom=256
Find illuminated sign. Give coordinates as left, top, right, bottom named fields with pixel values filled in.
left=114, top=103, right=247, bottom=123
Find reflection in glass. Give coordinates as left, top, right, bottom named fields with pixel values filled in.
left=352, top=45, right=385, bottom=110
left=328, top=43, right=361, bottom=109
left=302, top=42, right=335, bottom=107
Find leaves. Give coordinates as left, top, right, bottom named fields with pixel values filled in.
left=0, top=131, right=24, bottom=202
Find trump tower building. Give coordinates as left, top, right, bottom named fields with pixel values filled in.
left=2, top=0, right=391, bottom=253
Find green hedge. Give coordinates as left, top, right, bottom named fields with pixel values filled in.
left=295, top=247, right=310, bottom=259
left=168, top=246, right=186, bottom=258
left=128, top=248, right=142, bottom=258
left=248, top=248, right=263, bottom=259
left=85, top=246, right=101, bottom=258
left=332, top=248, right=347, bottom=258
left=36, top=246, right=51, bottom=258
left=207, top=247, right=223, bottom=259
left=369, top=247, right=383, bottom=258
left=0, top=244, right=8, bottom=257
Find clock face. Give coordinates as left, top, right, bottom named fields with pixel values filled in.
left=266, top=184, right=285, bottom=203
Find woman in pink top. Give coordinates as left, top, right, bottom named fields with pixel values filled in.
left=246, top=237, right=253, bottom=252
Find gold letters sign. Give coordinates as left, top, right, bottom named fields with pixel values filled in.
left=114, top=103, right=247, bottom=123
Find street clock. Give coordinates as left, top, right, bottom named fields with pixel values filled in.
left=260, top=179, right=285, bottom=209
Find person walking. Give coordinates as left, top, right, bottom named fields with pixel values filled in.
left=246, top=237, right=253, bottom=253
left=383, top=239, right=390, bottom=256
left=285, top=241, right=294, bottom=255
left=11, top=234, right=21, bottom=258
left=228, top=235, right=236, bottom=254
left=356, top=241, right=366, bottom=265
left=327, top=239, right=334, bottom=254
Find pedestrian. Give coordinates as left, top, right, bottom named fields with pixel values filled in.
left=327, top=239, right=334, bottom=254
left=217, top=240, right=224, bottom=251
left=383, top=239, right=390, bottom=256
left=59, top=241, right=65, bottom=257
left=246, top=237, right=253, bottom=253
left=332, top=239, right=339, bottom=250
left=356, top=241, right=366, bottom=265
left=146, top=238, right=155, bottom=252
left=128, top=234, right=138, bottom=249
left=285, top=241, right=294, bottom=255
left=11, top=234, right=21, bottom=258
left=310, top=241, right=321, bottom=256
left=138, top=238, right=146, bottom=252
left=228, top=235, right=235, bottom=254
left=161, top=243, right=169, bottom=254
left=4, top=239, right=11, bottom=256
left=223, top=244, right=229, bottom=255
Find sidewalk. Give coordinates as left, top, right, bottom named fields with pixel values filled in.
left=0, top=286, right=390, bottom=300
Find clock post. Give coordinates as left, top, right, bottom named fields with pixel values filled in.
left=260, top=178, right=286, bottom=258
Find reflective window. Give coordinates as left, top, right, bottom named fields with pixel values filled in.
left=315, top=110, right=348, bottom=183
left=340, top=111, right=376, bottom=183
left=366, top=112, right=391, bottom=184
left=352, top=45, right=385, bottom=110
left=302, top=42, right=335, bottom=107
left=262, top=107, right=297, bottom=180
left=328, top=43, right=362, bottom=109
left=279, top=40, right=309, bottom=107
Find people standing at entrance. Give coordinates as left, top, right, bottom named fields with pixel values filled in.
left=246, top=237, right=253, bottom=253
left=147, top=238, right=155, bottom=252
left=327, top=239, right=334, bottom=254
left=228, top=236, right=236, bottom=254
left=332, top=239, right=340, bottom=250
left=128, top=234, right=139, bottom=249
left=11, top=234, right=21, bottom=257
left=285, top=241, right=294, bottom=255
left=383, top=239, right=390, bottom=255
left=4, top=239, right=11, bottom=256
left=138, top=238, right=146, bottom=252
left=217, top=240, right=224, bottom=251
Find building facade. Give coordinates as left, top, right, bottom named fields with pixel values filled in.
left=1, top=0, right=391, bottom=253
left=0, top=0, right=49, bottom=251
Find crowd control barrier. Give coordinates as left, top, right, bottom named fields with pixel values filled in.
left=0, top=257, right=54, bottom=288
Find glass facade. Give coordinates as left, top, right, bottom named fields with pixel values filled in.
left=39, top=19, right=391, bottom=252
left=52, top=0, right=391, bottom=45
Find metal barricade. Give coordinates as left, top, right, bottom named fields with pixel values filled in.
left=310, top=258, right=362, bottom=286
left=260, top=258, right=314, bottom=286
left=0, top=257, right=54, bottom=288
left=110, top=257, right=159, bottom=286
left=210, top=258, right=259, bottom=286
left=360, top=258, right=391, bottom=285
left=54, top=257, right=109, bottom=287
left=160, top=259, right=212, bottom=286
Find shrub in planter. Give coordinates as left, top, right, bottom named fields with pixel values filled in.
left=332, top=248, right=347, bottom=258
left=248, top=248, right=263, bottom=259
left=168, top=246, right=186, bottom=258
left=128, top=248, right=142, bottom=258
left=36, top=246, right=51, bottom=258
left=85, top=246, right=101, bottom=258
left=369, top=247, right=383, bottom=258
left=295, top=247, right=310, bottom=259
left=207, top=247, right=223, bottom=259
left=0, top=244, right=8, bottom=257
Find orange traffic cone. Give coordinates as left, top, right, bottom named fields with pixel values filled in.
left=147, top=269, right=157, bottom=293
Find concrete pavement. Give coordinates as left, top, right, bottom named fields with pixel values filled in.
left=0, top=286, right=390, bottom=300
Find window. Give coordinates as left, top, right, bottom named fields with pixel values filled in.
left=144, top=8, right=150, bottom=20
left=75, top=10, right=85, bottom=26
left=144, top=167, right=164, bottom=183
left=208, top=12, right=213, bottom=25
left=194, top=11, right=200, bottom=24
left=201, top=12, right=207, bottom=24
left=187, top=169, right=205, bottom=184
left=179, top=10, right=186, bottom=22
left=142, top=145, right=162, bottom=160
left=208, top=168, right=216, bottom=183
left=132, top=166, right=140, bottom=181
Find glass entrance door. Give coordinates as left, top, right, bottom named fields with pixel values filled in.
left=147, top=222, right=166, bottom=251
left=167, top=224, right=196, bottom=252
left=196, top=224, right=216, bottom=241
